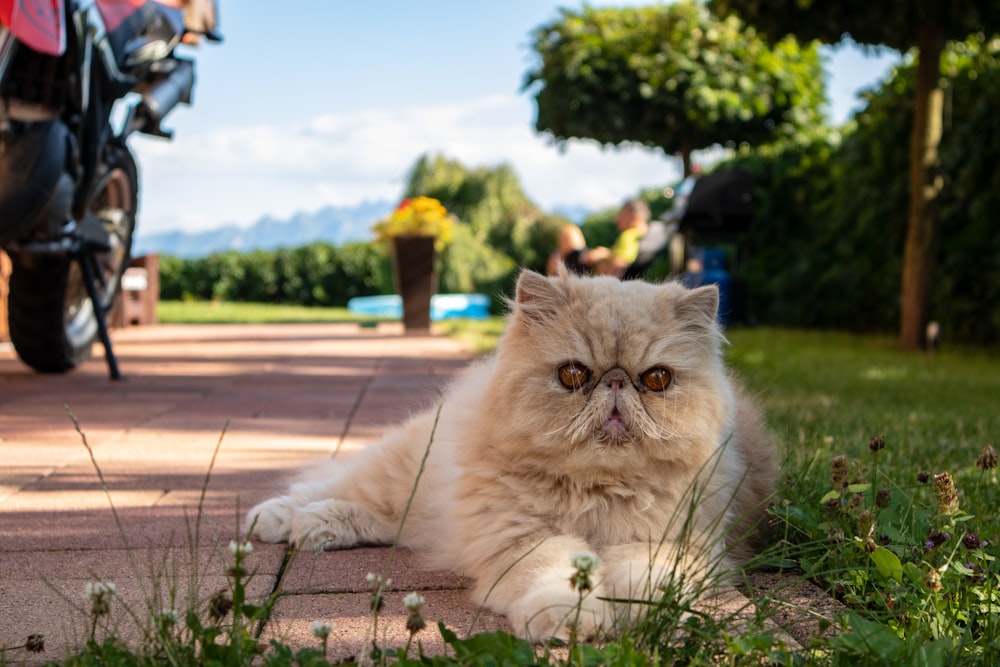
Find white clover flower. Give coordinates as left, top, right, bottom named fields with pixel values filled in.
left=364, top=572, right=391, bottom=588
left=228, top=539, right=253, bottom=557
left=84, top=581, right=117, bottom=601
left=570, top=551, right=600, bottom=574
left=309, top=620, right=333, bottom=639
left=84, top=581, right=116, bottom=598
left=84, top=581, right=117, bottom=616
left=569, top=551, right=600, bottom=593
left=402, top=592, right=425, bottom=612
left=403, top=592, right=427, bottom=635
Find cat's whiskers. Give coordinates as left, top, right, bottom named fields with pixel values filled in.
left=543, top=399, right=597, bottom=441
left=640, top=392, right=686, bottom=442
left=540, top=418, right=575, bottom=438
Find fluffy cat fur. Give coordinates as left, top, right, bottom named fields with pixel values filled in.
left=247, top=268, right=777, bottom=640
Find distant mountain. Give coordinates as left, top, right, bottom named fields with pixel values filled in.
left=132, top=201, right=394, bottom=258
left=550, top=203, right=597, bottom=224
left=133, top=199, right=599, bottom=258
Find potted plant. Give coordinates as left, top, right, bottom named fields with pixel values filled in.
left=372, top=197, right=454, bottom=331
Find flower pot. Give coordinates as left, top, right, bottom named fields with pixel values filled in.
left=391, top=235, right=437, bottom=332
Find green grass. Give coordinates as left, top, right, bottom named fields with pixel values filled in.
left=431, top=317, right=506, bottom=353
left=156, top=300, right=387, bottom=324
left=157, top=300, right=507, bottom=352
left=725, top=327, right=999, bottom=483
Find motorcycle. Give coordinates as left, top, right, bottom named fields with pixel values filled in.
left=0, top=0, right=219, bottom=378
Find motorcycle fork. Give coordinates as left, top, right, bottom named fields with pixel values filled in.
left=72, top=13, right=124, bottom=381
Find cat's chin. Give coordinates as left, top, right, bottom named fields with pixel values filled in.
left=592, top=425, right=639, bottom=449
left=593, top=409, right=635, bottom=445
left=604, top=409, right=627, bottom=431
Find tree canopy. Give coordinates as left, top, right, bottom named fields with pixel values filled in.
left=709, top=0, right=1000, bottom=349
left=709, top=0, right=1000, bottom=51
left=523, top=0, right=825, bottom=175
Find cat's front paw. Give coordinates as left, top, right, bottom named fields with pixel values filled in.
left=507, top=580, right=608, bottom=642
left=286, top=499, right=382, bottom=552
left=602, top=557, right=708, bottom=627
left=245, top=496, right=296, bottom=544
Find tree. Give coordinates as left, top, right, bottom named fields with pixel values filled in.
left=709, top=0, right=1000, bottom=350
left=403, top=154, right=566, bottom=273
left=523, top=0, right=825, bottom=176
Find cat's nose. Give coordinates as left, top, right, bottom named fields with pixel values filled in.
left=602, top=368, right=629, bottom=389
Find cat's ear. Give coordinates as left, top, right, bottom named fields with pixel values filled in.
left=674, top=284, right=720, bottom=332
left=513, top=269, right=567, bottom=325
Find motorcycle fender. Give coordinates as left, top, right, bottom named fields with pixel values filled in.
left=0, top=0, right=66, bottom=56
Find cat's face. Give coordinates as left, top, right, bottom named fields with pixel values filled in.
left=490, top=269, right=731, bottom=472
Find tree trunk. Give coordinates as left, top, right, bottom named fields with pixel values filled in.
left=679, top=141, right=693, bottom=177
left=899, top=24, right=944, bottom=351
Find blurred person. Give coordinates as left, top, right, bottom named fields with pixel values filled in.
left=158, top=0, right=217, bottom=44
left=548, top=199, right=651, bottom=279
left=546, top=224, right=590, bottom=276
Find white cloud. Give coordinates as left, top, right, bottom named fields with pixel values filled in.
left=131, top=93, right=683, bottom=234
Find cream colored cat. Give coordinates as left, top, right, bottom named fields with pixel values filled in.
left=247, top=268, right=776, bottom=640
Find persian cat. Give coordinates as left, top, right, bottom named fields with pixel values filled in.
left=247, top=268, right=777, bottom=639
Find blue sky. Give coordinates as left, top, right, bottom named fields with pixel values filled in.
left=130, top=0, right=899, bottom=235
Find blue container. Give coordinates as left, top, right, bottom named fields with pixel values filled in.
left=430, top=294, right=491, bottom=320
left=681, top=247, right=731, bottom=325
left=347, top=293, right=491, bottom=321
left=346, top=295, right=403, bottom=318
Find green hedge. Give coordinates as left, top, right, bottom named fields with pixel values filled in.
left=158, top=234, right=521, bottom=313
left=159, top=241, right=392, bottom=306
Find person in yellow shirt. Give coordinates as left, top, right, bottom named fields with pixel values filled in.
left=547, top=199, right=650, bottom=278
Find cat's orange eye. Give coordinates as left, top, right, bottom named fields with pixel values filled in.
left=557, top=363, right=591, bottom=390
left=640, top=367, right=673, bottom=392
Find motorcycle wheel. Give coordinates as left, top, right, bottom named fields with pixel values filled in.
left=7, top=145, right=138, bottom=373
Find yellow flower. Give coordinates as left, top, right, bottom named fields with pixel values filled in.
left=372, top=196, right=454, bottom=250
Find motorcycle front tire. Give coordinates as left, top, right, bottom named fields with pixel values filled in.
left=7, top=145, right=138, bottom=373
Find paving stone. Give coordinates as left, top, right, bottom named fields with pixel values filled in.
left=278, top=546, right=468, bottom=595
left=744, top=569, right=847, bottom=647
